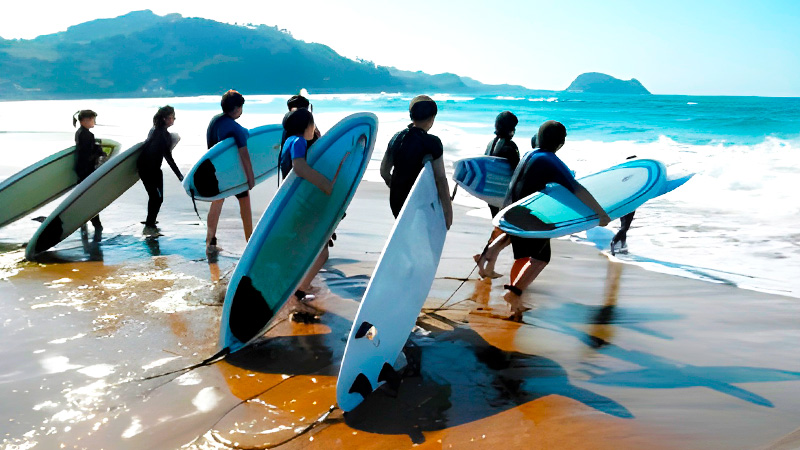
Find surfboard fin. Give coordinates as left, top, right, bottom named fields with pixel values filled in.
left=354, top=321, right=375, bottom=339
left=349, top=373, right=373, bottom=399
left=378, top=362, right=401, bottom=396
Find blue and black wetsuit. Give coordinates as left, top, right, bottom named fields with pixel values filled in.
left=505, top=149, right=576, bottom=262
left=206, top=113, right=250, bottom=199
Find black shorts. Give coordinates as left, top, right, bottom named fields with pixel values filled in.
left=509, top=236, right=551, bottom=263
left=235, top=190, right=250, bottom=199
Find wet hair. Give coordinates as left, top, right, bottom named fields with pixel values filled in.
left=537, top=120, right=567, bottom=151
left=152, top=105, right=175, bottom=128
left=72, top=110, right=97, bottom=128
left=531, top=133, right=538, bottom=149
left=282, top=108, right=315, bottom=138
left=287, top=95, right=311, bottom=111
left=221, top=89, right=245, bottom=113
left=409, top=95, right=437, bottom=121
left=494, top=111, right=518, bottom=138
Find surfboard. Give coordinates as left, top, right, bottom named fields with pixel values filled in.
left=494, top=159, right=667, bottom=238
left=452, top=156, right=513, bottom=208
left=182, top=124, right=283, bottom=201
left=337, top=162, right=448, bottom=412
left=26, top=134, right=180, bottom=259
left=0, top=139, right=121, bottom=229
left=218, top=112, right=378, bottom=354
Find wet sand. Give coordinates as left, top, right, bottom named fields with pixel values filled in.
left=2, top=175, right=800, bottom=449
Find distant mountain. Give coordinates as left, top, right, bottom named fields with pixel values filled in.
left=0, top=10, right=532, bottom=100
left=565, top=72, right=651, bottom=95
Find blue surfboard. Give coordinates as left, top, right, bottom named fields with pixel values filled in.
left=219, top=113, right=378, bottom=354
left=494, top=159, right=668, bottom=238
left=452, top=156, right=514, bottom=208
left=183, top=124, right=283, bottom=201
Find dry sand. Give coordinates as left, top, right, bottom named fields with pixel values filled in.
left=1, top=174, right=800, bottom=449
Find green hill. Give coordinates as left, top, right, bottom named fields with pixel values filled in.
left=0, top=10, right=531, bottom=100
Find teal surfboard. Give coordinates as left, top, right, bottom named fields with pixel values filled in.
left=0, top=139, right=121, bottom=229
left=337, top=162, right=447, bottom=412
left=26, top=135, right=179, bottom=259
left=183, top=124, right=283, bottom=201
left=219, top=113, right=378, bottom=354
left=495, top=159, right=667, bottom=238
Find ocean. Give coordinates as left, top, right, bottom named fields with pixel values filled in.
left=1, top=92, right=799, bottom=297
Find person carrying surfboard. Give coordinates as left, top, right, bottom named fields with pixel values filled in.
left=280, top=108, right=343, bottom=313
left=486, top=120, right=611, bottom=321
left=205, top=90, right=256, bottom=254
left=137, top=105, right=183, bottom=233
left=473, top=111, right=521, bottom=278
left=380, top=95, right=453, bottom=228
left=72, top=109, right=104, bottom=240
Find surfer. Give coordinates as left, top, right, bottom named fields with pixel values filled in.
left=284, top=94, right=322, bottom=148
left=474, top=111, right=521, bottom=278
left=72, top=109, right=105, bottom=240
left=380, top=95, right=453, bottom=228
left=205, top=90, right=256, bottom=254
left=280, top=108, right=340, bottom=313
left=136, top=105, right=183, bottom=233
left=483, top=120, right=611, bottom=321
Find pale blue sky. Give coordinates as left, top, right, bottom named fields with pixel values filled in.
left=2, top=1, right=798, bottom=96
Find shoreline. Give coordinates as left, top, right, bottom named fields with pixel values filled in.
left=2, top=176, right=800, bottom=448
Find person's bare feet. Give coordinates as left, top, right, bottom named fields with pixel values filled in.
left=503, top=288, right=530, bottom=322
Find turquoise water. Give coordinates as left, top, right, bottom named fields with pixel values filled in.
left=1, top=93, right=799, bottom=297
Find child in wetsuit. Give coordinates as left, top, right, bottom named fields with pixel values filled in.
left=280, top=108, right=336, bottom=309
left=380, top=95, right=453, bottom=228
left=474, top=111, right=522, bottom=278
left=482, top=120, right=610, bottom=321
left=73, top=110, right=104, bottom=238
left=137, top=105, right=183, bottom=232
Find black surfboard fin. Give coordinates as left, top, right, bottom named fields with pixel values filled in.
left=354, top=321, right=374, bottom=339
left=378, top=362, right=401, bottom=396
left=348, top=373, right=373, bottom=399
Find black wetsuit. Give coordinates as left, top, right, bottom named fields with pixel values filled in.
left=485, top=136, right=520, bottom=217
left=74, top=127, right=104, bottom=227
left=386, top=125, right=444, bottom=217
left=137, top=127, right=182, bottom=227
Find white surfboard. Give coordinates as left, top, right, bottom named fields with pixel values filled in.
left=182, top=124, right=283, bottom=201
left=337, top=162, right=448, bottom=412
left=26, top=134, right=180, bottom=259
left=0, top=139, right=121, bottom=228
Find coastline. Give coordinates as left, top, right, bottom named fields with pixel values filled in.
left=1, top=174, right=800, bottom=449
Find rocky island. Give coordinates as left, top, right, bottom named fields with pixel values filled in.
left=565, top=72, right=651, bottom=94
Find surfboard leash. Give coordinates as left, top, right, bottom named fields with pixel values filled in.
left=425, top=264, right=478, bottom=314
left=189, top=188, right=207, bottom=227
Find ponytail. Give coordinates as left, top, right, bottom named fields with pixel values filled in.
left=73, top=110, right=98, bottom=128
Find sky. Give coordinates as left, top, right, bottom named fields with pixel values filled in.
left=1, top=0, right=799, bottom=97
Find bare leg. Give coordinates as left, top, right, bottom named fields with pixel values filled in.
left=504, top=257, right=548, bottom=321
left=299, top=245, right=328, bottom=292
left=237, top=195, right=253, bottom=242
left=206, top=199, right=225, bottom=251
left=476, top=231, right=509, bottom=278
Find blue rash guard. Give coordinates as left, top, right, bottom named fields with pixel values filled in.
left=280, top=135, right=308, bottom=179
left=206, top=113, right=250, bottom=198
